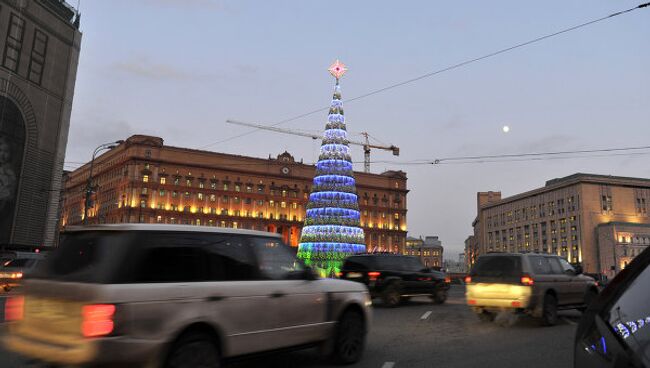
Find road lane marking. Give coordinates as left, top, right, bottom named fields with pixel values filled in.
left=420, top=311, right=432, bottom=320
left=562, top=317, right=577, bottom=325
left=382, top=362, right=395, bottom=368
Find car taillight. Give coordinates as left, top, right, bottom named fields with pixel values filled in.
left=368, top=271, right=381, bottom=281
left=5, top=295, right=24, bottom=321
left=444, top=276, right=451, bottom=283
left=521, top=275, right=534, bottom=286
left=464, top=276, right=472, bottom=284
left=336, top=271, right=342, bottom=278
left=10, top=272, right=22, bottom=279
left=82, top=304, right=116, bottom=338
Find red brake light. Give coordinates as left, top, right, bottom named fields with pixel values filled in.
left=444, top=276, right=451, bottom=283
left=5, top=296, right=24, bottom=321
left=521, top=275, right=534, bottom=286
left=82, top=304, right=116, bottom=338
left=368, top=271, right=381, bottom=281
left=464, top=276, right=472, bottom=284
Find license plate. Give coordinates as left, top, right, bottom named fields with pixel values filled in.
left=347, top=272, right=363, bottom=278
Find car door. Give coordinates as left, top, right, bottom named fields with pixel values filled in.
left=401, top=257, right=434, bottom=295
left=125, top=233, right=278, bottom=357
left=546, top=257, right=575, bottom=305
left=250, top=237, right=327, bottom=348
left=528, top=255, right=554, bottom=290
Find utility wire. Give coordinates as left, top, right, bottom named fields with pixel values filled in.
left=199, top=2, right=650, bottom=149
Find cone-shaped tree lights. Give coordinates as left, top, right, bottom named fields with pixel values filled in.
left=297, top=60, right=366, bottom=277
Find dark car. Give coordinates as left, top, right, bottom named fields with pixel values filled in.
left=0, top=253, right=46, bottom=292
left=340, top=254, right=450, bottom=307
left=574, top=246, right=650, bottom=368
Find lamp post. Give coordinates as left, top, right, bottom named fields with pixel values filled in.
left=83, top=140, right=124, bottom=225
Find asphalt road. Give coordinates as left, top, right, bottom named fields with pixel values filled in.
left=0, top=286, right=581, bottom=368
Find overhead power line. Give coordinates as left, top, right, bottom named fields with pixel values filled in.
left=200, top=2, right=650, bottom=149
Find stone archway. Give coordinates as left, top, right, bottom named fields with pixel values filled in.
left=0, top=78, right=38, bottom=243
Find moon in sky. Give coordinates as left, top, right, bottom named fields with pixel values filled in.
left=502, top=125, right=510, bottom=133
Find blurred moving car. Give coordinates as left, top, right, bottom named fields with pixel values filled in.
left=574, top=246, right=650, bottom=367
left=3, top=224, right=372, bottom=367
left=465, top=253, right=599, bottom=326
left=0, top=252, right=46, bottom=292
left=340, top=254, right=450, bottom=307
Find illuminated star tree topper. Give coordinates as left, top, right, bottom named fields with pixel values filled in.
left=328, top=59, right=348, bottom=80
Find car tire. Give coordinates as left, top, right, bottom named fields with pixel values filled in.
left=578, top=289, right=598, bottom=313
left=476, top=311, right=495, bottom=322
left=382, top=283, right=402, bottom=307
left=541, top=293, right=558, bottom=326
left=331, top=310, right=366, bottom=365
left=431, top=289, right=447, bottom=304
left=164, top=332, right=220, bottom=368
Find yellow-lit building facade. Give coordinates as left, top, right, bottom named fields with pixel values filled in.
left=469, top=173, right=650, bottom=277
left=62, top=135, right=408, bottom=251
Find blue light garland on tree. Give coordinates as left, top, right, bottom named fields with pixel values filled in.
left=297, top=60, right=366, bottom=277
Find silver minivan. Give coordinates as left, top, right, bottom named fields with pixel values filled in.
left=4, top=224, right=372, bottom=367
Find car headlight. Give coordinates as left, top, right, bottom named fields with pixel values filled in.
left=364, top=292, right=372, bottom=307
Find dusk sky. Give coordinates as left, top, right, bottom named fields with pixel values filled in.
left=65, top=0, right=650, bottom=257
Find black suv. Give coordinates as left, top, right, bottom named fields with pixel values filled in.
left=340, top=254, right=450, bottom=307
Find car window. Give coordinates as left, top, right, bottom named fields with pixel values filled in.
left=472, top=256, right=522, bottom=277
left=608, top=261, right=650, bottom=365
left=547, top=258, right=564, bottom=274
left=529, top=256, right=552, bottom=275
left=133, top=233, right=256, bottom=283
left=205, top=235, right=256, bottom=281
left=32, top=231, right=136, bottom=283
left=401, top=257, right=424, bottom=271
left=374, top=257, right=401, bottom=270
left=558, top=258, right=575, bottom=273
left=343, top=257, right=372, bottom=271
left=135, top=245, right=208, bottom=283
left=251, top=237, right=304, bottom=280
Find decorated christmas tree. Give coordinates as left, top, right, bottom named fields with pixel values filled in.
left=297, top=60, right=366, bottom=277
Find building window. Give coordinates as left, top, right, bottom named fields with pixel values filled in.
left=602, top=195, right=612, bottom=212
left=210, top=181, right=217, bottom=189
left=159, top=190, right=165, bottom=196
left=172, top=191, right=178, bottom=198
left=235, top=184, right=241, bottom=192
left=292, top=202, right=298, bottom=209
left=156, top=215, right=162, bottom=223
left=142, top=175, right=149, bottom=183
left=394, top=213, right=399, bottom=220
left=28, top=29, right=47, bottom=84
left=184, top=191, right=190, bottom=198
left=140, top=200, right=146, bottom=208
left=141, top=187, right=148, bottom=195
left=246, top=185, right=253, bottom=193
left=3, top=14, right=25, bottom=72
left=197, top=193, right=204, bottom=200
left=160, top=177, right=166, bottom=185
left=281, top=201, right=286, bottom=208
left=174, top=177, right=180, bottom=185
left=223, top=183, right=229, bottom=191
left=209, top=194, right=216, bottom=202
left=186, top=179, right=192, bottom=187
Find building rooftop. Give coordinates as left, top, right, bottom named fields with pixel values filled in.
left=41, top=0, right=78, bottom=23
left=481, top=173, right=650, bottom=210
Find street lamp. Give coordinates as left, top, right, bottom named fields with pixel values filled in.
left=83, top=140, right=124, bottom=225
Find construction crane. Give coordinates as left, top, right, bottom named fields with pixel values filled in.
left=226, top=120, right=400, bottom=173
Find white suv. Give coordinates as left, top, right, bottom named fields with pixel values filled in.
left=4, top=224, right=372, bottom=367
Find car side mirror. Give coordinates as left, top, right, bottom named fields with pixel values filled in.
left=574, top=265, right=583, bottom=275
left=564, top=269, right=576, bottom=276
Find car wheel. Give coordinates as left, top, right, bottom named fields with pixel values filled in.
left=382, top=283, right=402, bottom=307
left=541, top=293, right=558, bottom=326
left=164, top=332, right=220, bottom=368
left=476, top=311, right=495, bottom=322
left=331, top=310, right=366, bottom=365
left=431, top=289, right=447, bottom=304
left=578, top=289, right=598, bottom=312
